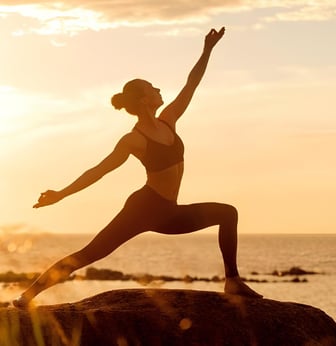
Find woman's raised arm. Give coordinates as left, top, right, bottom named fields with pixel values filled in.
left=159, top=27, right=225, bottom=127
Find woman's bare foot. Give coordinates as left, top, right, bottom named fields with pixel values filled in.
left=225, top=276, right=263, bottom=298
left=12, top=295, right=33, bottom=309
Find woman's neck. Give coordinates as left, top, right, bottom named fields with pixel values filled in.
left=136, top=108, right=158, bottom=128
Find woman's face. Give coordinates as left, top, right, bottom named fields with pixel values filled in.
left=140, top=80, right=164, bottom=109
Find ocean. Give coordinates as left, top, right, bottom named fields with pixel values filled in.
left=0, top=232, right=335, bottom=321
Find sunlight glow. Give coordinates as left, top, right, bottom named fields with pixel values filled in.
left=0, top=86, right=23, bottom=135
left=1, top=1, right=335, bottom=235
left=0, top=4, right=117, bottom=36
left=0, top=86, right=60, bottom=136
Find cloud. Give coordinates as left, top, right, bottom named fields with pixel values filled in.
left=144, top=27, right=203, bottom=37
left=0, top=1, right=335, bottom=36
left=0, top=4, right=117, bottom=36
left=263, top=2, right=336, bottom=22
left=0, top=1, right=231, bottom=36
left=50, top=39, right=67, bottom=47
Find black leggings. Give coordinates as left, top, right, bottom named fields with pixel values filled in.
left=74, top=185, right=239, bottom=278
left=23, top=185, right=239, bottom=299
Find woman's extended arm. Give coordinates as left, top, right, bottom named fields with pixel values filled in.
left=33, top=134, right=134, bottom=208
left=159, top=27, right=225, bottom=126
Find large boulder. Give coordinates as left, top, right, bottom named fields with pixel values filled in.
left=1, top=289, right=335, bottom=345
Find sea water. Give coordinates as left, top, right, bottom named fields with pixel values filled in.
left=0, top=232, right=335, bottom=320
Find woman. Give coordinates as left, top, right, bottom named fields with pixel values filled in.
left=13, top=27, right=261, bottom=308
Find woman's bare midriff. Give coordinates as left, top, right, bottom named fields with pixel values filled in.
left=146, top=162, right=184, bottom=201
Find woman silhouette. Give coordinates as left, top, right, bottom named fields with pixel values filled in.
left=13, top=27, right=261, bottom=307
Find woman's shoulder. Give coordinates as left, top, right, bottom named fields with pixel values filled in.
left=157, top=115, right=176, bottom=131
left=119, top=130, right=147, bottom=158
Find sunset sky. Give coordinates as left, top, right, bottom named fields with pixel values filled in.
left=1, top=1, right=335, bottom=235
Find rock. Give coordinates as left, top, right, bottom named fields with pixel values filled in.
left=211, top=275, right=222, bottom=282
left=1, top=289, right=336, bottom=346
left=0, top=270, right=39, bottom=283
left=85, top=267, right=126, bottom=281
left=288, top=266, right=318, bottom=275
left=272, top=266, right=319, bottom=277
left=291, top=277, right=308, bottom=283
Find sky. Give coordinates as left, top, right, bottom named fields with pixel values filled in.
left=1, top=1, right=335, bottom=235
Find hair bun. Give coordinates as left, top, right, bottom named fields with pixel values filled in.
left=111, top=92, right=125, bottom=110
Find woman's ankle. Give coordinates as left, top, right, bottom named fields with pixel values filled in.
left=12, top=295, right=32, bottom=309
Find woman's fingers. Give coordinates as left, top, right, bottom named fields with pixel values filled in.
left=34, top=191, right=49, bottom=208
left=205, top=27, right=225, bottom=46
left=208, top=27, right=225, bottom=36
left=33, top=190, right=59, bottom=208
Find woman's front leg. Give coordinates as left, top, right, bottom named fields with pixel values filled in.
left=156, top=202, right=262, bottom=298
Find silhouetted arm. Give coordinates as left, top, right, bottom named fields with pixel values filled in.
left=33, top=134, right=134, bottom=208
left=159, top=27, right=225, bottom=127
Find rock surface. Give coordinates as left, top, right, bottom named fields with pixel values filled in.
left=1, top=289, right=336, bottom=346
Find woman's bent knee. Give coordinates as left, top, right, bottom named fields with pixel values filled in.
left=222, top=204, right=238, bottom=224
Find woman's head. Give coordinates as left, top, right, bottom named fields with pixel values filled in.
left=111, top=79, right=163, bottom=116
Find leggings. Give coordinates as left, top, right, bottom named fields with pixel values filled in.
left=23, top=185, right=239, bottom=300
left=24, top=185, right=240, bottom=299
left=74, top=185, right=239, bottom=278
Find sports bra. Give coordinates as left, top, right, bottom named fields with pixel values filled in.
left=134, top=119, right=184, bottom=172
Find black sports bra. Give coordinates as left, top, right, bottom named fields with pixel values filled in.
left=134, top=120, right=184, bottom=172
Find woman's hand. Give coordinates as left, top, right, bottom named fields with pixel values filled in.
left=204, top=27, right=225, bottom=51
left=33, top=190, right=63, bottom=208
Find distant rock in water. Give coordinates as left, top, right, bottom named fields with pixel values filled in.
left=2, top=289, right=336, bottom=345
left=271, top=266, right=320, bottom=277
left=85, top=267, right=131, bottom=281
left=83, top=267, right=226, bottom=284
left=0, top=270, right=39, bottom=283
left=0, top=266, right=320, bottom=286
